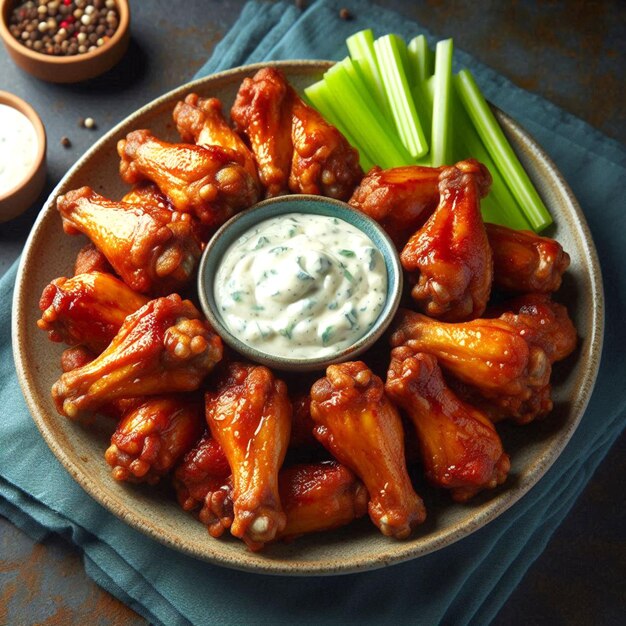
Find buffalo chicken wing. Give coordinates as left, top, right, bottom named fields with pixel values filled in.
left=386, top=347, right=510, bottom=502
left=105, top=396, right=204, bottom=484
left=486, top=223, right=570, bottom=293
left=310, top=361, right=426, bottom=539
left=118, top=129, right=259, bottom=227
left=37, top=272, right=148, bottom=353
left=58, top=187, right=201, bottom=295
left=401, top=159, right=493, bottom=321
left=52, top=294, right=223, bottom=419
left=204, top=362, right=291, bottom=550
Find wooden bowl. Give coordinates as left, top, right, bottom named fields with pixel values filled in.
left=0, top=90, right=46, bottom=223
left=0, top=0, right=130, bottom=83
left=11, top=61, right=604, bottom=575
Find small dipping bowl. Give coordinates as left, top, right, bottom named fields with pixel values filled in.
left=0, top=0, right=130, bottom=83
left=0, top=90, right=46, bottom=223
left=198, top=195, right=403, bottom=372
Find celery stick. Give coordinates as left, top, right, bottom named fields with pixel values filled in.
left=430, top=39, right=454, bottom=167
left=323, top=60, right=412, bottom=169
left=407, top=35, right=434, bottom=85
left=304, top=80, right=376, bottom=172
left=451, top=85, right=531, bottom=229
left=346, top=30, right=391, bottom=117
left=413, top=77, right=434, bottom=166
left=374, top=34, right=429, bottom=158
left=455, top=69, right=552, bottom=231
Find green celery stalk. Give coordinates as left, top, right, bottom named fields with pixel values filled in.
left=304, top=80, right=376, bottom=172
left=455, top=69, right=552, bottom=231
left=346, top=29, right=391, bottom=117
left=407, top=35, right=434, bottom=85
left=430, top=39, right=454, bottom=167
left=323, top=60, right=413, bottom=169
left=451, top=84, right=531, bottom=229
left=413, top=76, right=434, bottom=166
left=374, top=34, right=429, bottom=158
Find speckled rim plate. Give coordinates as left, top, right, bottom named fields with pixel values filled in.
left=12, top=61, right=604, bottom=576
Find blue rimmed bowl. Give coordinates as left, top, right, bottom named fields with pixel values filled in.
left=197, top=194, right=403, bottom=372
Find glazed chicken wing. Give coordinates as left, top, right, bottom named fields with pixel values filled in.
left=486, top=223, right=570, bottom=293
left=173, top=93, right=259, bottom=184
left=391, top=309, right=552, bottom=424
left=489, top=293, right=577, bottom=363
left=289, top=89, right=363, bottom=200
left=52, top=294, right=223, bottom=419
left=105, top=396, right=204, bottom=484
left=231, top=67, right=362, bottom=200
left=58, top=187, right=201, bottom=295
left=121, top=181, right=173, bottom=210
left=204, top=362, right=291, bottom=550
left=173, top=431, right=231, bottom=513
left=310, top=361, right=426, bottom=539
left=37, top=272, right=148, bottom=353
left=349, top=164, right=442, bottom=247
left=386, top=347, right=510, bottom=502
left=277, top=461, right=368, bottom=540
left=401, top=159, right=493, bottom=321
left=118, top=130, right=259, bottom=227
left=231, top=67, right=294, bottom=197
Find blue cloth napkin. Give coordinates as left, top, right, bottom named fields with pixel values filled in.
left=2, top=1, right=625, bottom=624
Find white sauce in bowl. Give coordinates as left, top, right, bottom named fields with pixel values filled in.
left=213, top=212, right=388, bottom=359
left=0, top=104, right=38, bottom=197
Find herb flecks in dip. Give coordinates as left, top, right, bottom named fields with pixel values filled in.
left=213, top=212, right=387, bottom=359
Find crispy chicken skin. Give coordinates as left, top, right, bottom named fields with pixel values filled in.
left=57, top=187, right=201, bottom=295
left=288, top=88, right=363, bottom=199
left=118, top=129, right=259, bottom=227
left=231, top=67, right=362, bottom=200
left=173, top=93, right=259, bottom=184
left=489, top=293, right=577, bottom=364
left=310, top=361, right=426, bottom=539
left=52, top=294, right=223, bottom=419
left=486, top=223, right=570, bottom=293
left=173, top=431, right=231, bottom=513
left=386, top=348, right=510, bottom=502
left=204, top=362, right=291, bottom=551
left=231, top=67, right=294, bottom=197
left=391, top=309, right=552, bottom=424
left=105, top=396, right=204, bottom=484
left=37, top=272, right=148, bottom=353
left=401, top=159, right=493, bottom=321
left=73, top=242, right=113, bottom=276
left=349, top=164, right=442, bottom=247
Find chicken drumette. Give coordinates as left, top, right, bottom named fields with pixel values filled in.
left=105, top=396, right=204, bottom=484
left=57, top=187, right=201, bottom=295
left=204, top=362, right=291, bottom=551
left=37, top=272, right=148, bottom=353
left=52, top=294, right=223, bottom=419
left=118, top=130, right=259, bottom=228
left=173, top=93, right=259, bottom=184
left=386, top=347, right=510, bottom=502
left=231, top=67, right=362, bottom=200
left=391, top=309, right=552, bottom=424
left=401, top=159, right=493, bottom=321
left=486, top=223, right=570, bottom=293
left=349, top=164, right=442, bottom=247
left=310, top=361, right=426, bottom=539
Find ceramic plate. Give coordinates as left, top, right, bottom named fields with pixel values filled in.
left=12, top=61, right=604, bottom=575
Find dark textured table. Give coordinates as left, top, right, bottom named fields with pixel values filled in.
left=1, top=1, right=624, bottom=624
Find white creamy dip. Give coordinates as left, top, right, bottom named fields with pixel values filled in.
left=214, top=212, right=388, bottom=359
left=0, top=104, right=38, bottom=197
